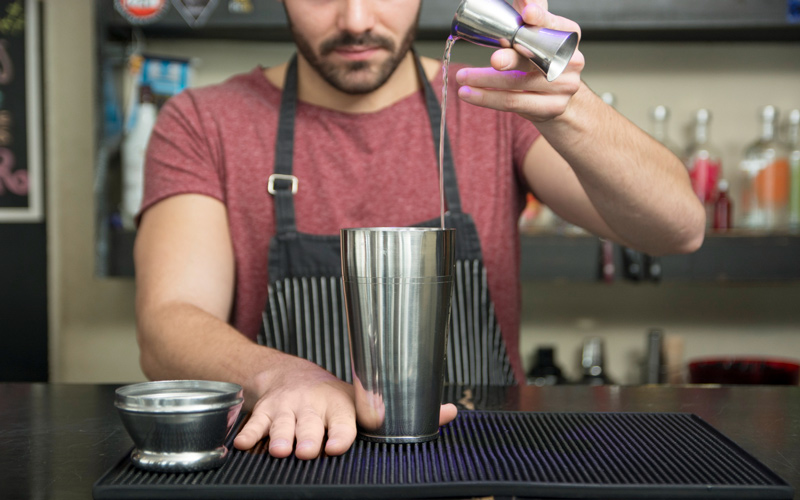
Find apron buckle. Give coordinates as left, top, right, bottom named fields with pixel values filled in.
left=267, top=174, right=299, bottom=195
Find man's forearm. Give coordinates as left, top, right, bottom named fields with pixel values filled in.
left=136, top=301, right=277, bottom=409
left=535, top=83, right=705, bottom=255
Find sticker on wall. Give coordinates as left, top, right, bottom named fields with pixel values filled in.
left=789, top=0, right=800, bottom=23
left=228, top=0, right=253, bottom=14
left=172, top=0, right=219, bottom=28
left=114, top=0, right=169, bottom=25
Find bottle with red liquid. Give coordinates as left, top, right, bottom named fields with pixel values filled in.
left=685, top=109, right=722, bottom=228
left=713, top=179, right=733, bottom=231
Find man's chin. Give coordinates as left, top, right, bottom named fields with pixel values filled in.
left=324, top=66, right=390, bottom=95
left=331, top=78, right=385, bottom=95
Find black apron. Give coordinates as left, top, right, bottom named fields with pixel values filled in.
left=259, top=52, right=516, bottom=386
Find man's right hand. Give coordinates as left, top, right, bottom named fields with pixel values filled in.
left=232, top=355, right=357, bottom=460
left=135, top=195, right=458, bottom=460
left=231, top=355, right=460, bottom=460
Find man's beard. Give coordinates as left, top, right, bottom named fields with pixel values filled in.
left=288, top=17, right=419, bottom=95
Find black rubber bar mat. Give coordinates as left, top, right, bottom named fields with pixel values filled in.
left=93, top=411, right=793, bottom=499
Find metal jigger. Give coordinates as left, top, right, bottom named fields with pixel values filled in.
left=451, top=0, right=579, bottom=82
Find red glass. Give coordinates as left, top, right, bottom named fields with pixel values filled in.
left=713, top=190, right=733, bottom=230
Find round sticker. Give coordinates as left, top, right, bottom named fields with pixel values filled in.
left=115, top=0, right=170, bottom=24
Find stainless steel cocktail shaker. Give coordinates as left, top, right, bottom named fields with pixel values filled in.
left=341, top=227, right=455, bottom=443
left=451, top=0, right=579, bottom=81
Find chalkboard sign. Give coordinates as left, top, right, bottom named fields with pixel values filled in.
left=0, top=0, right=41, bottom=222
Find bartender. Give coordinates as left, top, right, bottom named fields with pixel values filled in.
left=132, top=0, right=705, bottom=460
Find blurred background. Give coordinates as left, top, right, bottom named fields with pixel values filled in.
left=2, top=0, right=799, bottom=387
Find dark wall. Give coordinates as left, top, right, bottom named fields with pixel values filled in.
left=0, top=1, right=47, bottom=381
left=0, top=223, right=47, bottom=381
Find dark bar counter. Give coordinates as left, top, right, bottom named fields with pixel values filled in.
left=1, top=383, right=798, bottom=499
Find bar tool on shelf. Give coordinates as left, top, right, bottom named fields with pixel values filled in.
left=579, top=337, right=614, bottom=385
left=451, top=0, right=579, bottom=81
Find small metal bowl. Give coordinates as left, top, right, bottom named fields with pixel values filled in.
left=115, top=380, right=244, bottom=473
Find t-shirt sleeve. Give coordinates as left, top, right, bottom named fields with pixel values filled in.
left=137, top=90, right=224, bottom=225
left=510, top=112, right=541, bottom=190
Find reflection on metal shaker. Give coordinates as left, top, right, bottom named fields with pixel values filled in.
left=341, top=228, right=456, bottom=443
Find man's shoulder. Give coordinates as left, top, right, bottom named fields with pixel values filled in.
left=171, top=67, right=277, bottom=110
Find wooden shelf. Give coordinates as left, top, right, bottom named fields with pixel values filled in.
left=520, top=231, right=800, bottom=282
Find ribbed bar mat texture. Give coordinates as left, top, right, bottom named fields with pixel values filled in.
left=93, top=411, right=793, bottom=499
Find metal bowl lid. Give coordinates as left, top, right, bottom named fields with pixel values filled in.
left=115, top=380, right=243, bottom=413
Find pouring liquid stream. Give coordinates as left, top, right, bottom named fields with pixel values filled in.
left=438, top=35, right=457, bottom=230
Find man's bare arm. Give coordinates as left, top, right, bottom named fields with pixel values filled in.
left=134, top=194, right=359, bottom=459
left=455, top=0, right=705, bottom=255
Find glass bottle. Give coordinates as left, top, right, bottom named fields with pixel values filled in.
left=787, top=109, right=800, bottom=231
left=644, top=104, right=681, bottom=282
left=649, top=105, right=682, bottom=158
left=643, top=329, right=665, bottom=384
left=579, top=337, right=613, bottom=385
left=685, top=109, right=722, bottom=226
left=712, top=179, right=733, bottom=231
left=526, top=347, right=568, bottom=386
left=596, top=92, right=617, bottom=283
left=739, top=106, right=790, bottom=230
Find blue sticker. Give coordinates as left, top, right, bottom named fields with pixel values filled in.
left=789, top=0, right=800, bottom=23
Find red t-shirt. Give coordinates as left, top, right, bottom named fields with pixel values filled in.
left=141, top=64, right=540, bottom=382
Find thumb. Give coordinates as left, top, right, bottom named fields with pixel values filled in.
left=439, top=403, right=458, bottom=426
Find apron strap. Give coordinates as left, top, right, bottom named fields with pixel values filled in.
left=271, top=56, right=300, bottom=234
left=270, top=50, right=463, bottom=236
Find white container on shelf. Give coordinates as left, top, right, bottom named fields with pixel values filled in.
left=120, top=85, right=157, bottom=230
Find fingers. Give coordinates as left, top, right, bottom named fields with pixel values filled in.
left=459, top=86, right=572, bottom=120
left=457, top=66, right=544, bottom=92
left=514, top=0, right=548, bottom=17
left=519, top=1, right=548, bottom=27
left=456, top=50, right=584, bottom=122
left=490, top=49, right=535, bottom=74
left=294, top=409, right=326, bottom=460
left=324, top=406, right=358, bottom=456
left=236, top=399, right=458, bottom=459
left=519, top=0, right=580, bottom=37
left=235, top=359, right=358, bottom=460
left=265, top=410, right=297, bottom=458
left=233, top=410, right=271, bottom=450
left=439, top=403, right=458, bottom=425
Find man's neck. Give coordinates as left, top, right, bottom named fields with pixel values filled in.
left=265, top=52, right=439, bottom=114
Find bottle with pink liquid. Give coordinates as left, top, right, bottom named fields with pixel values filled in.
left=685, top=109, right=722, bottom=229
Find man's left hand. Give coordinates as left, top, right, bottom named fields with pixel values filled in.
left=455, top=0, right=584, bottom=123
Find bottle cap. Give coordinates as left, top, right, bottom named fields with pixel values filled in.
left=760, top=105, right=777, bottom=120
left=718, top=179, right=729, bottom=192
left=601, top=92, right=616, bottom=108
left=651, top=105, right=669, bottom=122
